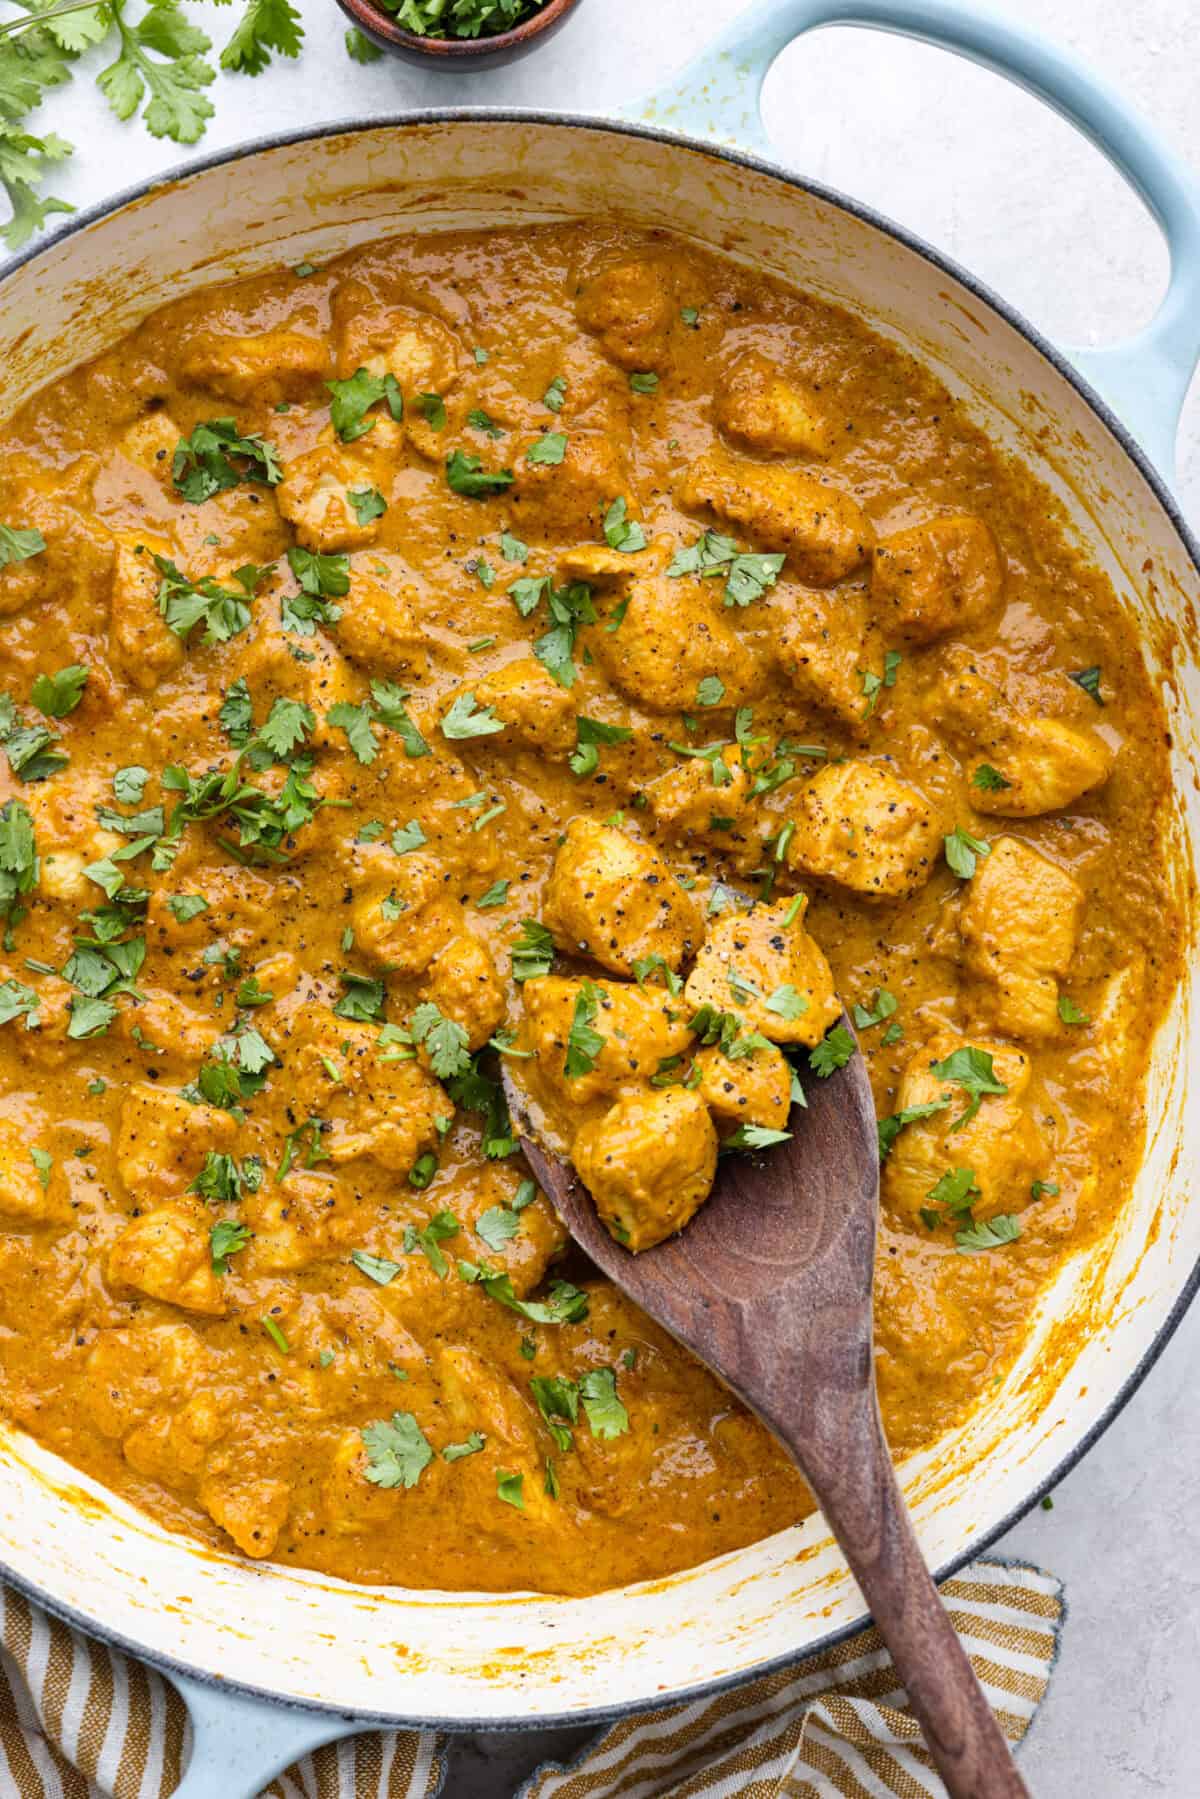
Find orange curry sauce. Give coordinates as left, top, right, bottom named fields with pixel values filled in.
left=0, top=224, right=1181, bottom=1594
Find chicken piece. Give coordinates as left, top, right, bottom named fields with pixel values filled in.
left=22, top=772, right=123, bottom=906
left=678, top=450, right=872, bottom=587
left=785, top=760, right=941, bottom=899
left=349, top=850, right=462, bottom=977
left=0, top=1118, right=70, bottom=1225
left=199, top=1468, right=291, bottom=1560
left=575, top=259, right=676, bottom=370
left=933, top=659, right=1112, bottom=816
left=332, top=284, right=466, bottom=393
left=106, top=1207, right=227, bottom=1316
left=287, top=1013, right=449, bottom=1175
left=437, top=1343, right=550, bottom=1522
left=335, top=565, right=429, bottom=681
left=694, top=1040, right=792, bottom=1135
left=178, top=329, right=330, bottom=405
left=509, top=430, right=629, bottom=540
left=522, top=975, right=694, bottom=1106
left=557, top=541, right=650, bottom=583
left=116, top=1085, right=239, bottom=1202
left=455, top=659, right=577, bottom=758
left=586, top=575, right=763, bottom=713
left=108, top=538, right=187, bottom=692
left=646, top=745, right=755, bottom=850
left=872, top=515, right=1003, bottom=645
left=544, top=817, right=705, bottom=976
left=114, top=988, right=221, bottom=1069
left=242, top=1171, right=359, bottom=1274
left=275, top=433, right=391, bottom=553
left=957, top=837, right=1085, bottom=1041
left=84, top=1321, right=213, bottom=1440
left=0, top=492, right=115, bottom=624
left=464, top=1171, right=568, bottom=1298
left=16, top=977, right=96, bottom=1071
left=771, top=585, right=880, bottom=732
left=238, top=611, right=360, bottom=748
left=573, top=1088, right=718, bottom=1251
left=421, top=932, right=507, bottom=1052
left=683, top=894, right=840, bottom=1048
left=122, top=1387, right=232, bottom=1486
left=716, top=352, right=835, bottom=459
left=882, top=1031, right=1048, bottom=1225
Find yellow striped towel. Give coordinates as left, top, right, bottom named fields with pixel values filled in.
left=0, top=1557, right=1062, bottom=1797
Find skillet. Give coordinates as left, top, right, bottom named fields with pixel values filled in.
left=1, top=1, right=1198, bottom=1790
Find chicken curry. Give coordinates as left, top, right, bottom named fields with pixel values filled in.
left=0, top=222, right=1181, bottom=1596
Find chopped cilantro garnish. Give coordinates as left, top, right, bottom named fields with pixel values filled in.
left=31, top=664, right=88, bottom=718
left=944, top=826, right=991, bottom=879
left=361, top=1411, right=433, bottom=1488
left=327, top=368, right=402, bottom=441
left=565, top=980, right=605, bottom=1078
left=445, top=450, right=514, bottom=497
left=172, top=419, right=282, bottom=502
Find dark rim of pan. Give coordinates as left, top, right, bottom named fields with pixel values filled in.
left=1, top=107, right=1196, bottom=1733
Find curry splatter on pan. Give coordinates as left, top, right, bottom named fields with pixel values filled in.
left=0, top=1, right=1198, bottom=1791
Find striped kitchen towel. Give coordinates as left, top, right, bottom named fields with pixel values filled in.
left=0, top=1558, right=1062, bottom=1797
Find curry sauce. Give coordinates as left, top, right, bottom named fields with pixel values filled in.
left=0, top=223, right=1181, bottom=1595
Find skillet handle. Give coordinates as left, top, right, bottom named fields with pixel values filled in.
left=167, top=1672, right=365, bottom=1799
left=635, top=0, right=1200, bottom=479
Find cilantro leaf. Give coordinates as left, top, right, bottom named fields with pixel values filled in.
left=972, top=764, right=1011, bottom=792
left=347, top=485, right=387, bottom=526
left=409, top=1001, right=472, bottom=1080
left=344, top=25, right=382, bottom=62
left=475, top=1204, right=520, bottom=1253
left=725, top=1123, right=792, bottom=1149
left=334, top=971, right=385, bottom=1022
left=511, top=918, right=554, bottom=982
left=155, top=554, right=256, bottom=646
left=877, top=1097, right=953, bottom=1159
left=361, top=1411, right=433, bottom=1489
left=31, top=664, right=87, bottom=718
left=350, top=1247, right=401, bottom=1285
left=0, top=522, right=47, bottom=566
left=327, top=367, right=402, bottom=441
left=496, top=1469, right=524, bottom=1509
left=764, top=983, right=808, bottom=1022
left=209, top=1218, right=251, bottom=1274
left=458, top=1262, right=589, bottom=1324
left=809, top=1023, right=856, bottom=1076
left=392, top=819, right=427, bottom=855
left=172, top=418, right=281, bottom=502
left=944, top=826, right=991, bottom=879
left=327, top=699, right=378, bottom=764
left=926, top=1166, right=980, bottom=1214
left=565, top=980, right=605, bottom=1078
left=371, top=678, right=429, bottom=758
left=1058, top=994, right=1089, bottom=1026
left=441, top=692, right=504, bottom=740
left=220, top=0, right=305, bottom=73
left=442, top=1431, right=485, bottom=1461
left=666, top=529, right=783, bottom=607
left=955, top=1214, right=1021, bottom=1253
left=257, top=696, right=314, bottom=759
left=526, top=431, right=567, bottom=466
left=1070, top=665, right=1104, bottom=706
left=852, top=989, right=898, bottom=1030
left=97, top=0, right=216, bottom=145
left=445, top=450, right=514, bottom=497
left=218, top=677, right=254, bottom=745
left=579, top=1367, right=629, bottom=1440
left=602, top=495, right=646, bottom=553
left=929, top=1045, right=1008, bottom=1130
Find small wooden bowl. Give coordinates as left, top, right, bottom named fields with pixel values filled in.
left=336, top=0, right=582, bottom=67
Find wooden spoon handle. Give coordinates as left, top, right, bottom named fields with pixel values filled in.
left=778, top=1399, right=1030, bottom=1799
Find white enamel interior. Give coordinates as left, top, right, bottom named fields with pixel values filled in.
left=0, top=118, right=1196, bottom=1724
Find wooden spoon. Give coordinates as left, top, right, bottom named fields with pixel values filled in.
left=502, top=1033, right=1030, bottom=1799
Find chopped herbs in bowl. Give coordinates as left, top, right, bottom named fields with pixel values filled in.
left=336, top=0, right=580, bottom=64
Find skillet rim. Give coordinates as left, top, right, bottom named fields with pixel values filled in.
left=0, top=105, right=1197, bottom=1734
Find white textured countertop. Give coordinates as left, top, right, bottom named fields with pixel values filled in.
left=5, top=1, right=1199, bottom=1790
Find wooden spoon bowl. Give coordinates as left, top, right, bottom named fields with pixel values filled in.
left=504, top=1030, right=1030, bottom=1799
